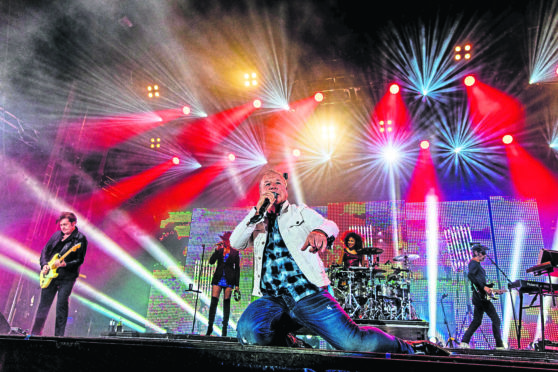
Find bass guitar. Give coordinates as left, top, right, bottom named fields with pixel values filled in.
left=39, top=243, right=81, bottom=289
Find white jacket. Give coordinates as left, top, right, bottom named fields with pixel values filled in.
left=230, top=201, right=339, bottom=297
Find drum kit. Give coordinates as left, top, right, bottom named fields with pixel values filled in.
left=328, top=248, right=420, bottom=321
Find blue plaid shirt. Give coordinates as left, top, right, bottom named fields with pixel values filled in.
left=260, top=211, right=319, bottom=302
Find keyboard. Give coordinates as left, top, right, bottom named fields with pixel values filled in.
left=526, top=261, right=555, bottom=275
left=509, top=279, right=558, bottom=294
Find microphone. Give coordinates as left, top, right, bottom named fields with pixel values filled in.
left=441, top=293, right=448, bottom=299
left=257, top=192, right=278, bottom=216
left=249, top=192, right=278, bottom=224
left=184, top=283, right=201, bottom=293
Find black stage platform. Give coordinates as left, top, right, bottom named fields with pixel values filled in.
left=2, top=332, right=558, bottom=372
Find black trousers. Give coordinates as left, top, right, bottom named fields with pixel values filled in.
left=32, top=278, right=76, bottom=336
left=462, top=298, right=504, bottom=347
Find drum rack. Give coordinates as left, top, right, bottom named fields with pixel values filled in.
left=328, top=249, right=420, bottom=321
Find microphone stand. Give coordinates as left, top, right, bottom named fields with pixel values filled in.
left=440, top=295, right=456, bottom=347
left=190, top=244, right=206, bottom=334
left=486, top=254, right=519, bottom=348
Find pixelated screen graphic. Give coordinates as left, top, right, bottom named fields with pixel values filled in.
left=146, top=197, right=554, bottom=349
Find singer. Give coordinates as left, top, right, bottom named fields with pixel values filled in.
left=459, top=244, right=505, bottom=350
left=206, top=231, right=240, bottom=337
left=229, top=169, right=440, bottom=354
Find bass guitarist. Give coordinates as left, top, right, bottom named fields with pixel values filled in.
left=31, top=211, right=87, bottom=336
left=460, top=243, right=505, bottom=350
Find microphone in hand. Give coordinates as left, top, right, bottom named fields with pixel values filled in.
left=441, top=293, right=448, bottom=300
left=250, top=192, right=278, bottom=224
left=257, top=192, right=278, bottom=216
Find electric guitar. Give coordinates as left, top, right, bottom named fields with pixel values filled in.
left=39, top=243, right=81, bottom=289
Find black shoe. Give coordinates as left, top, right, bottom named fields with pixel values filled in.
left=406, top=340, right=451, bottom=356
left=285, top=333, right=313, bottom=348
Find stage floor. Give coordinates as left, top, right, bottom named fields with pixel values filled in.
left=1, top=333, right=558, bottom=372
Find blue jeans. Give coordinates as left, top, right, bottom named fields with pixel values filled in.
left=237, top=289, right=414, bottom=353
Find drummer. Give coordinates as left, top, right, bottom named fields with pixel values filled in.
left=341, top=231, right=368, bottom=268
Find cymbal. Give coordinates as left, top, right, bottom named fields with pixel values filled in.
left=360, top=247, right=383, bottom=255
left=372, top=268, right=386, bottom=275
left=393, top=254, right=419, bottom=262
left=348, top=266, right=369, bottom=270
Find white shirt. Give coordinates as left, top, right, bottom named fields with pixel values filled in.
left=230, top=200, right=339, bottom=297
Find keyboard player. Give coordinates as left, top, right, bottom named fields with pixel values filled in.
left=459, top=244, right=506, bottom=350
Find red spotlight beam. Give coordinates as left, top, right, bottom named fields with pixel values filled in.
left=68, top=108, right=186, bottom=151
left=371, top=85, right=410, bottom=134
left=405, top=147, right=443, bottom=203
left=175, top=102, right=257, bottom=156
left=74, top=159, right=175, bottom=222
left=465, top=79, right=525, bottom=140
left=265, top=95, right=321, bottom=136
left=131, top=161, right=228, bottom=232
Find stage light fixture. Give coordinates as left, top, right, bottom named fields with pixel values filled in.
left=244, top=72, right=258, bottom=87
left=172, top=157, right=180, bottom=165
left=292, top=149, right=301, bottom=157
left=381, top=145, right=400, bottom=164
left=454, top=44, right=472, bottom=62
left=182, top=106, right=191, bottom=115
left=502, top=134, right=514, bottom=144
left=314, top=92, right=324, bottom=102
left=228, top=153, right=236, bottom=162
left=147, top=85, right=160, bottom=98
left=420, top=140, right=430, bottom=149
left=389, top=83, right=400, bottom=94
left=464, top=75, right=476, bottom=87
left=253, top=99, right=262, bottom=108
left=150, top=137, right=161, bottom=149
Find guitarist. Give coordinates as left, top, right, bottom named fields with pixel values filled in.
left=31, top=212, right=87, bottom=336
left=460, top=244, right=505, bottom=350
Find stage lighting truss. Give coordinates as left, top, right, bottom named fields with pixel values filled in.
left=443, top=225, right=473, bottom=272
left=315, top=89, right=352, bottom=105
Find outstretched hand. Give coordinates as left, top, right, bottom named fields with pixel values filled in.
left=300, top=231, right=328, bottom=254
